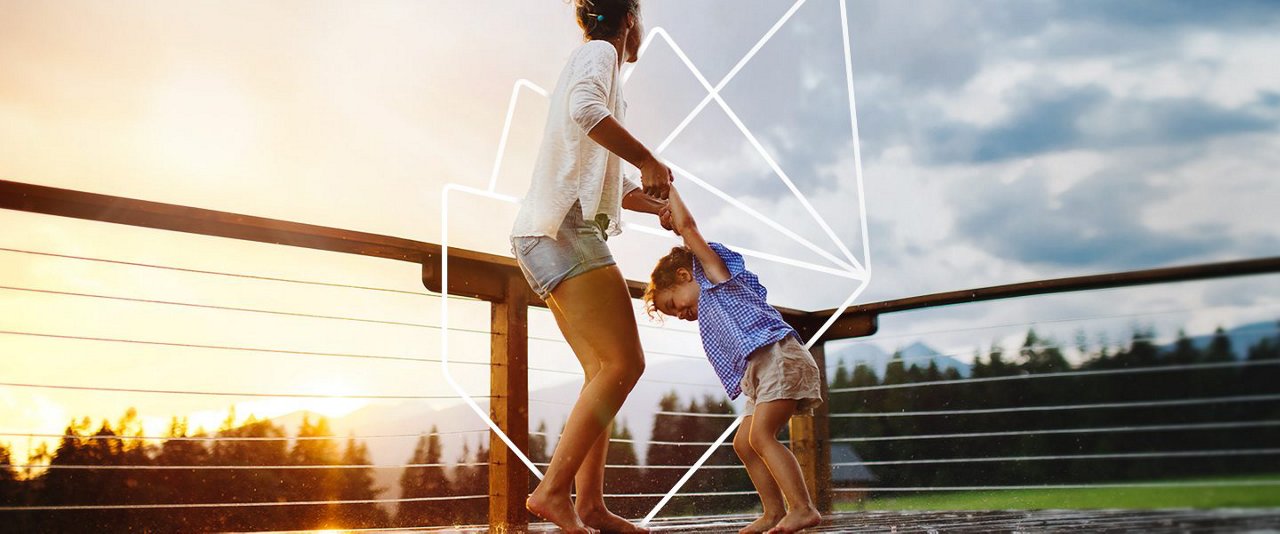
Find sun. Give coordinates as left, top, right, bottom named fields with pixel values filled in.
left=298, top=377, right=368, bottom=418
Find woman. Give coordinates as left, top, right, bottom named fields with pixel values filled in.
left=509, top=1, right=670, bottom=532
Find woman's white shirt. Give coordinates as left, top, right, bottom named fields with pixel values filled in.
left=511, top=40, right=641, bottom=240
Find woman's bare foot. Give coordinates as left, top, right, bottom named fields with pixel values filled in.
left=577, top=503, right=649, bottom=533
left=766, top=507, right=821, bottom=534
left=527, top=488, right=592, bottom=534
left=738, top=512, right=783, bottom=534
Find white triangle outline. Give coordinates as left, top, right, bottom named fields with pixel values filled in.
left=438, top=0, right=872, bottom=525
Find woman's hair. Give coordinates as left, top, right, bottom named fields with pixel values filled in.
left=643, top=245, right=694, bottom=319
left=572, top=0, right=640, bottom=41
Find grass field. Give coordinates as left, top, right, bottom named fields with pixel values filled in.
left=836, top=475, right=1280, bottom=511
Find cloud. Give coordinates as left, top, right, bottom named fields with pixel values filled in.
left=949, top=166, right=1273, bottom=270
left=1056, top=0, right=1280, bottom=29
left=940, top=85, right=1277, bottom=163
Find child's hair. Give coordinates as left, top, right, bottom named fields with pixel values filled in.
left=643, top=245, right=694, bottom=319
left=571, top=0, right=640, bottom=41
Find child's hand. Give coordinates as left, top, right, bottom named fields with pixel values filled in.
left=668, top=187, right=696, bottom=234
left=659, top=205, right=679, bottom=235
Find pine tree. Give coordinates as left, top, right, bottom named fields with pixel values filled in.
left=397, top=427, right=450, bottom=527
left=337, top=436, right=389, bottom=528
left=1169, top=329, right=1199, bottom=364
left=832, top=359, right=850, bottom=390
left=529, top=421, right=551, bottom=466
left=448, top=439, right=489, bottom=525
left=154, top=416, right=214, bottom=531
left=1206, top=326, right=1235, bottom=362
left=0, top=443, right=18, bottom=506
left=1020, top=329, right=1069, bottom=373
left=286, top=414, right=342, bottom=530
left=208, top=410, right=290, bottom=531
left=605, top=421, right=639, bottom=467
left=37, top=418, right=92, bottom=531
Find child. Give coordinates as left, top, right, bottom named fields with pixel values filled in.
left=646, top=187, right=823, bottom=534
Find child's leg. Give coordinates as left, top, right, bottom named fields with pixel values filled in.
left=733, top=415, right=785, bottom=534
left=749, top=400, right=821, bottom=534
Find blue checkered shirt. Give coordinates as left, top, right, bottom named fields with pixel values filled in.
left=693, top=242, right=800, bottom=399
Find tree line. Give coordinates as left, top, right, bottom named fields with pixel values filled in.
left=829, top=322, right=1280, bottom=491
left=2, top=321, right=1275, bottom=529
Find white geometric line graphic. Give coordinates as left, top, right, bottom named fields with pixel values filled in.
left=665, top=160, right=861, bottom=276
left=840, top=0, right=872, bottom=274
left=488, top=80, right=549, bottom=192
left=622, top=221, right=859, bottom=280
left=439, top=0, right=870, bottom=525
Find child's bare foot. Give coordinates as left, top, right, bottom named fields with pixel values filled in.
left=738, top=512, right=783, bottom=534
left=766, top=507, right=820, bottom=534
left=527, top=488, right=593, bottom=534
left=577, top=503, right=649, bottom=533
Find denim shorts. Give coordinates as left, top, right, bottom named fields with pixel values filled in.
left=511, top=204, right=616, bottom=300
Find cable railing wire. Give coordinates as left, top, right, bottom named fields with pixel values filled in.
left=0, top=429, right=491, bottom=442
left=527, top=365, right=723, bottom=389
left=834, top=447, right=1280, bottom=467
left=0, top=494, right=488, bottom=512
left=822, top=333, right=1204, bottom=371
left=828, top=302, right=1280, bottom=348
left=526, top=432, right=775, bottom=447
left=0, top=382, right=489, bottom=400
left=0, top=490, right=760, bottom=512
left=829, top=393, right=1280, bottom=418
left=533, top=463, right=740, bottom=470
left=0, top=329, right=490, bottom=367
left=653, top=411, right=739, bottom=419
left=825, top=323, right=1280, bottom=372
left=0, top=246, right=452, bottom=298
left=19, top=461, right=490, bottom=470
left=0, top=285, right=491, bottom=333
left=603, top=490, right=759, bottom=498
left=827, top=419, right=1280, bottom=443
left=527, top=335, right=705, bottom=361
left=829, top=358, right=1280, bottom=394
left=831, top=480, right=1280, bottom=493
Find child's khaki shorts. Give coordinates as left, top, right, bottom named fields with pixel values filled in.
left=741, top=336, right=824, bottom=417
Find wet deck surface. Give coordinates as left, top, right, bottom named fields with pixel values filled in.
left=417, top=509, right=1280, bottom=532
left=642, top=509, right=1280, bottom=532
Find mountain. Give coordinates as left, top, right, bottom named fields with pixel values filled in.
left=1165, top=320, right=1279, bottom=359
left=826, top=341, right=971, bottom=379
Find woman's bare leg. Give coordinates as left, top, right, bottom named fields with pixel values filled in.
left=547, top=299, right=648, bottom=533
left=749, top=400, right=820, bottom=534
left=732, top=416, right=785, bottom=534
left=526, top=266, right=646, bottom=533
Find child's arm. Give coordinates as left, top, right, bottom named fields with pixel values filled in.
left=666, top=187, right=732, bottom=284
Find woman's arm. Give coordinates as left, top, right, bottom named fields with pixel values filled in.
left=587, top=116, right=673, bottom=200
left=666, top=187, right=731, bottom=284
left=567, top=44, right=673, bottom=200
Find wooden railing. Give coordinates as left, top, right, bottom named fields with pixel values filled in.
left=3, top=178, right=1276, bottom=531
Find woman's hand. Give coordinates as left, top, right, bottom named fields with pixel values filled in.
left=638, top=155, right=673, bottom=200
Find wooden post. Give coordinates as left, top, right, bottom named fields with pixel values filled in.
left=489, top=274, right=530, bottom=532
left=789, top=341, right=833, bottom=513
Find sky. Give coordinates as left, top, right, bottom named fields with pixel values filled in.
left=2, top=0, right=1279, bottom=466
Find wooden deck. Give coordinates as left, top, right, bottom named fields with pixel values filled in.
left=399, top=509, right=1280, bottom=533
